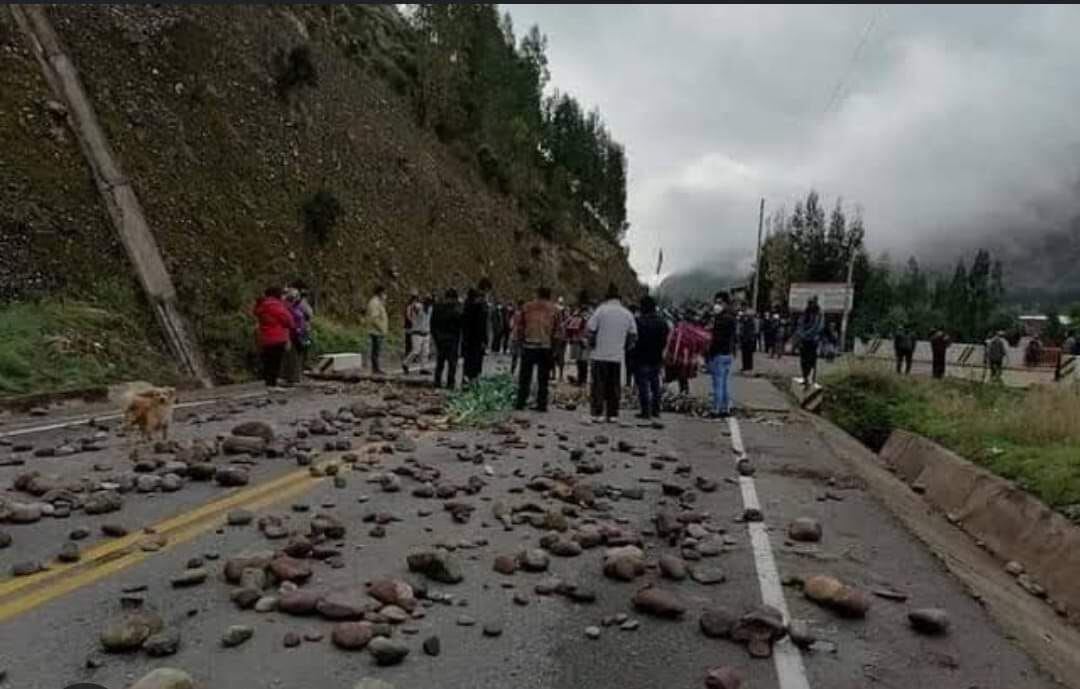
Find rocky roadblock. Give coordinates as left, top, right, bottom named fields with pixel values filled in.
left=0, top=375, right=1064, bottom=689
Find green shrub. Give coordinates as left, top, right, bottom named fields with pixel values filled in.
left=273, top=45, right=319, bottom=100
left=302, top=190, right=343, bottom=246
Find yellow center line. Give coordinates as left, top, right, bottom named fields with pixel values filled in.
left=0, top=463, right=335, bottom=622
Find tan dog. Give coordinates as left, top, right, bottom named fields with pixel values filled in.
left=122, top=386, right=177, bottom=442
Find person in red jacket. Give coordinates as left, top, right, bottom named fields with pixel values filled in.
left=253, top=286, right=295, bottom=390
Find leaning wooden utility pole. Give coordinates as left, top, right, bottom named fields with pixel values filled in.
left=750, top=197, right=765, bottom=312
left=11, top=4, right=212, bottom=387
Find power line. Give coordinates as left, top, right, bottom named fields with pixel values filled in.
left=820, top=6, right=884, bottom=119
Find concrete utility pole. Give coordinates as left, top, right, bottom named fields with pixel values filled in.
left=750, top=197, right=765, bottom=312
left=839, top=246, right=857, bottom=353
left=12, top=4, right=211, bottom=387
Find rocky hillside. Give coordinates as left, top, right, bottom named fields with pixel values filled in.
left=0, top=5, right=639, bottom=388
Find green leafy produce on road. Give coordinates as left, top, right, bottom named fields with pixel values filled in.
left=823, top=362, right=1080, bottom=513
left=446, top=374, right=516, bottom=426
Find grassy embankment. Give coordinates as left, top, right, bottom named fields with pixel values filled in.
left=822, top=361, right=1080, bottom=512
left=0, top=279, right=374, bottom=396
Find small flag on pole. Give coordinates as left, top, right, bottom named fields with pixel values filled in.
left=656, top=248, right=663, bottom=276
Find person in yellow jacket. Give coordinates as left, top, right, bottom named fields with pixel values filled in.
left=367, top=285, right=389, bottom=374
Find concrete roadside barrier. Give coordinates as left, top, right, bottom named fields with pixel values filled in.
left=880, top=429, right=1080, bottom=620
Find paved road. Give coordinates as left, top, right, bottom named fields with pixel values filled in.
left=0, top=374, right=1062, bottom=689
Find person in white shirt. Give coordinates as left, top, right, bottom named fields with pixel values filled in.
left=586, top=283, right=637, bottom=421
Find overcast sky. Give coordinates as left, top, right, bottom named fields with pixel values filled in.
left=506, top=4, right=1080, bottom=280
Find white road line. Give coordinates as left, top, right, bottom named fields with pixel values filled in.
left=727, top=415, right=812, bottom=689
left=0, top=391, right=268, bottom=439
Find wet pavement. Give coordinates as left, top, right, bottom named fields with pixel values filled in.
left=0, top=368, right=1064, bottom=689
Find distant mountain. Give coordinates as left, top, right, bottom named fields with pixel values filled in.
left=656, top=269, right=747, bottom=305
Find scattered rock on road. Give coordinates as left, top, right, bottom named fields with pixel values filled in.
left=58, top=542, right=81, bottom=563
left=659, top=555, right=688, bottom=581
left=704, top=665, right=743, bottom=689
left=908, top=608, right=951, bottom=635
left=129, top=668, right=195, bottom=689
left=170, top=568, right=208, bottom=588
left=227, top=509, right=254, bottom=526
left=788, top=619, right=816, bottom=648
left=143, top=629, right=181, bottom=657
left=632, top=586, right=686, bottom=618
left=422, top=635, right=441, bottom=656
left=517, top=548, right=550, bottom=573
left=803, top=575, right=870, bottom=618
left=221, top=625, right=255, bottom=648
left=232, top=421, right=275, bottom=443
left=12, top=560, right=41, bottom=576
left=699, top=607, right=737, bottom=639
left=84, top=491, right=123, bottom=515
left=215, top=467, right=250, bottom=487
left=603, top=545, right=645, bottom=581
left=787, top=518, right=822, bottom=543
left=332, top=622, right=375, bottom=650
left=368, top=637, right=409, bottom=665
left=100, top=611, right=164, bottom=652
left=407, top=550, right=463, bottom=583
left=731, top=605, right=787, bottom=657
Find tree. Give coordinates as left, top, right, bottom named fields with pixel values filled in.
left=1044, top=306, right=1066, bottom=345
left=409, top=4, right=627, bottom=243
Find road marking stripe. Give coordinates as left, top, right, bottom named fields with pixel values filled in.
left=0, top=466, right=329, bottom=622
left=0, top=391, right=269, bottom=439
left=727, top=416, right=811, bottom=689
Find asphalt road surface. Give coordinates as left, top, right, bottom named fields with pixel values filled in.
left=0, top=370, right=1063, bottom=689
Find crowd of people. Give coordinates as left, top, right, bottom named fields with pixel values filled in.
left=249, top=274, right=840, bottom=420
left=252, top=281, right=314, bottom=391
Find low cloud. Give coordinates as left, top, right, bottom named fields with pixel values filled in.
left=508, top=4, right=1080, bottom=278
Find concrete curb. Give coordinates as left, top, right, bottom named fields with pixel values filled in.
left=880, top=429, right=1080, bottom=619
left=801, top=409, right=1080, bottom=688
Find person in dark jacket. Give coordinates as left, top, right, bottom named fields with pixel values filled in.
left=795, top=298, right=824, bottom=389
left=930, top=329, right=950, bottom=379
left=707, top=292, right=737, bottom=417
left=894, top=324, right=915, bottom=375
left=633, top=295, right=670, bottom=419
left=461, top=286, right=488, bottom=383
left=738, top=309, right=757, bottom=373
left=430, top=288, right=463, bottom=389
left=253, top=286, right=295, bottom=390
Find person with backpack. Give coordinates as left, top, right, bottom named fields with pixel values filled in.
left=283, top=284, right=313, bottom=385
left=894, top=324, right=915, bottom=375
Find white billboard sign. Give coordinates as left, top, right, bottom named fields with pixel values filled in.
left=788, top=282, right=853, bottom=313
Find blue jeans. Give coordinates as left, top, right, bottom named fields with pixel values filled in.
left=709, top=354, right=733, bottom=414
left=634, top=364, right=662, bottom=417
